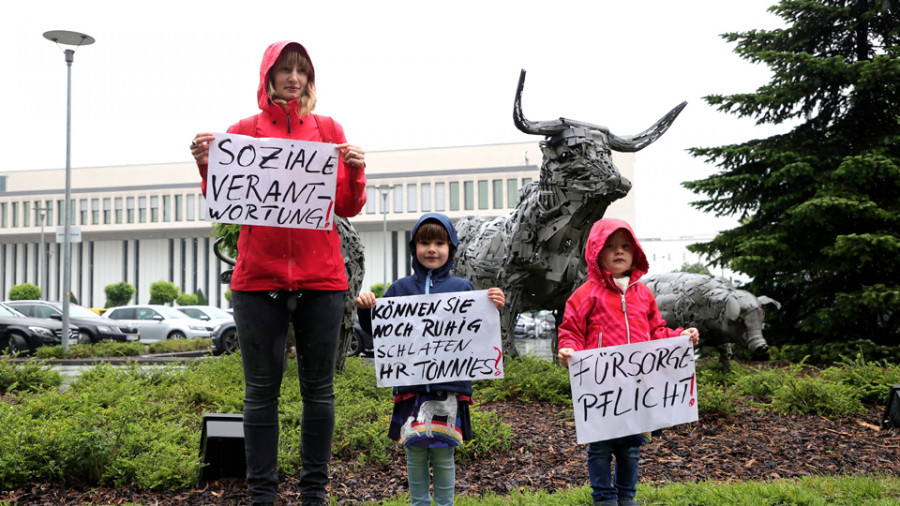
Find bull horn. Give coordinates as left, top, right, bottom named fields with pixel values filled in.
left=607, top=101, right=687, bottom=152
left=513, top=69, right=568, bottom=136
left=513, top=69, right=687, bottom=152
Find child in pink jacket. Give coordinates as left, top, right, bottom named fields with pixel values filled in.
left=558, top=218, right=698, bottom=506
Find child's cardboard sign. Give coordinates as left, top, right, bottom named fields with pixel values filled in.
left=205, top=132, right=338, bottom=230
left=371, top=290, right=504, bottom=387
left=568, top=337, right=698, bottom=444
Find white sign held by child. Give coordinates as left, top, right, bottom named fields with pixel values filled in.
left=205, top=132, right=339, bottom=230
left=371, top=290, right=504, bottom=387
left=568, top=338, right=698, bottom=444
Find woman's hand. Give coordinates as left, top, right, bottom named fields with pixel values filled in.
left=487, top=287, right=506, bottom=312
left=356, top=291, right=376, bottom=309
left=681, top=327, right=700, bottom=346
left=336, top=143, right=365, bottom=169
left=190, top=133, right=215, bottom=164
left=558, top=347, right=575, bottom=369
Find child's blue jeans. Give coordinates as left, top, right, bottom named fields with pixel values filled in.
left=406, top=446, right=455, bottom=506
left=587, top=437, right=640, bottom=504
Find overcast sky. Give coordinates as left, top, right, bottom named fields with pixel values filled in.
left=1, top=0, right=786, bottom=238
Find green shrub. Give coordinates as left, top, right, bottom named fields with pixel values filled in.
left=332, top=357, right=394, bottom=464
left=35, top=341, right=146, bottom=359
left=734, top=366, right=789, bottom=401
left=8, top=283, right=40, bottom=300
left=149, top=281, right=179, bottom=305
left=698, top=385, right=739, bottom=415
left=175, top=293, right=199, bottom=306
left=458, top=408, right=513, bottom=462
left=771, top=375, right=866, bottom=417
left=474, top=355, right=571, bottom=403
left=821, top=354, right=900, bottom=405
left=770, top=339, right=900, bottom=364
left=147, top=338, right=211, bottom=354
left=104, top=282, right=136, bottom=308
left=0, top=358, right=62, bottom=393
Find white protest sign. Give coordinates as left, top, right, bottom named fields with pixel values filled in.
left=205, top=132, right=339, bottom=230
left=568, top=337, right=698, bottom=445
left=372, top=290, right=504, bottom=387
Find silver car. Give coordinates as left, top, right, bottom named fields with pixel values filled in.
left=103, top=304, right=214, bottom=343
left=177, top=305, right=238, bottom=355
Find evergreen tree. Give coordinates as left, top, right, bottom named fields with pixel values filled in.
left=685, top=0, right=899, bottom=344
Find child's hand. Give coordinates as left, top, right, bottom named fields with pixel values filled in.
left=681, top=327, right=699, bottom=346
left=356, top=291, right=376, bottom=309
left=487, top=288, right=506, bottom=311
left=558, top=347, right=575, bottom=369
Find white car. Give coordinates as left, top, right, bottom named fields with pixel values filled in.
left=103, top=304, right=214, bottom=343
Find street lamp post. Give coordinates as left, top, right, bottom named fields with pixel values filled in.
left=43, top=30, right=95, bottom=352
left=34, top=205, right=48, bottom=300
left=378, top=185, right=391, bottom=291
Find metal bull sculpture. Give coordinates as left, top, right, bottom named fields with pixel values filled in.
left=641, top=272, right=781, bottom=373
left=454, top=69, right=686, bottom=357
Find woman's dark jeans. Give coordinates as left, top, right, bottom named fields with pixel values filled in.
left=232, top=289, right=345, bottom=504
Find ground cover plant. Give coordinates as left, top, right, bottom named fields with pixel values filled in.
left=0, top=351, right=898, bottom=504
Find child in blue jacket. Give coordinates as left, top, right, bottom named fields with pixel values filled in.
left=357, top=212, right=505, bottom=506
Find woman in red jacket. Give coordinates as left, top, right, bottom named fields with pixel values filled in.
left=190, top=40, right=367, bottom=506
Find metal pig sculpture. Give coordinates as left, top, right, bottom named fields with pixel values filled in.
left=641, top=272, right=780, bottom=372
left=454, top=69, right=686, bottom=357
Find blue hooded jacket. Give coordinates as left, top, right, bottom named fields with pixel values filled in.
left=360, top=213, right=474, bottom=395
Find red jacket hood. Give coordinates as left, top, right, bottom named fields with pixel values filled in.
left=257, top=40, right=316, bottom=112
left=585, top=218, right=650, bottom=287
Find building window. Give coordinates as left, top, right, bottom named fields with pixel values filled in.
left=366, top=186, right=376, bottom=214
left=199, top=195, right=209, bottom=220
left=11, top=202, right=18, bottom=228
left=477, top=181, right=488, bottom=210
left=150, top=196, right=159, bottom=222
left=138, top=196, right=147, bottom=223
left=393, top=184, right=402, bottom=213
left=522, top=177, right=533, bottom=186
left=126, top=197, right=135, bottom=223
left=492, top=179, right=503, bottom=209
left=163, top=195, right=171, bottom=222
left=91, top=199, right=100, bottom=225
left=464, top=181, right=475, bottom=211
left=406, top=184, right=417, bottom=213
left=449, top=182, right=459, bottom=211
left=0, top=202, right=6, bottom=228
left=56, top=200, right=64, bottom=225
left=421, top=183, right=431, bottom=212
left=175, top=195, right=183, bottom=221
left=507, top=179, right=518, bottom=207
left=103, top=198, right=111, bottom=224
left=44, top=200, right=53, bottom=227
left=23, top=202, right=31, bottom=227
left=79, top=199, right=87, bottom=225
left=115, top=198, right=123, bottom=224
left=187, top=194, right=196, bottom=221
left=435, top=182, right=446, bottom=211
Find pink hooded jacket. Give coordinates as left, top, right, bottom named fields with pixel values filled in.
left=197, top=41, right=367, bottom=292
left=557, top=218, right=682, bottom=351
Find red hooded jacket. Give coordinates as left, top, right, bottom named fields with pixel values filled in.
left=197, top=41, right=367, bottom=291
left=557, top=218, right=682, bottom=351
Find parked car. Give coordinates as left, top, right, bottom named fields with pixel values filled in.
left=103, top=305, right=214, bottom=343
left=514, top=310, right=557, bottom=340
left=0, top=302, right=79, bottom=355
left=6, top=300, right=139, bottom=343
left=177, top=305, right=237, bottom=355
left=350, top=313, right=374, bottom=358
